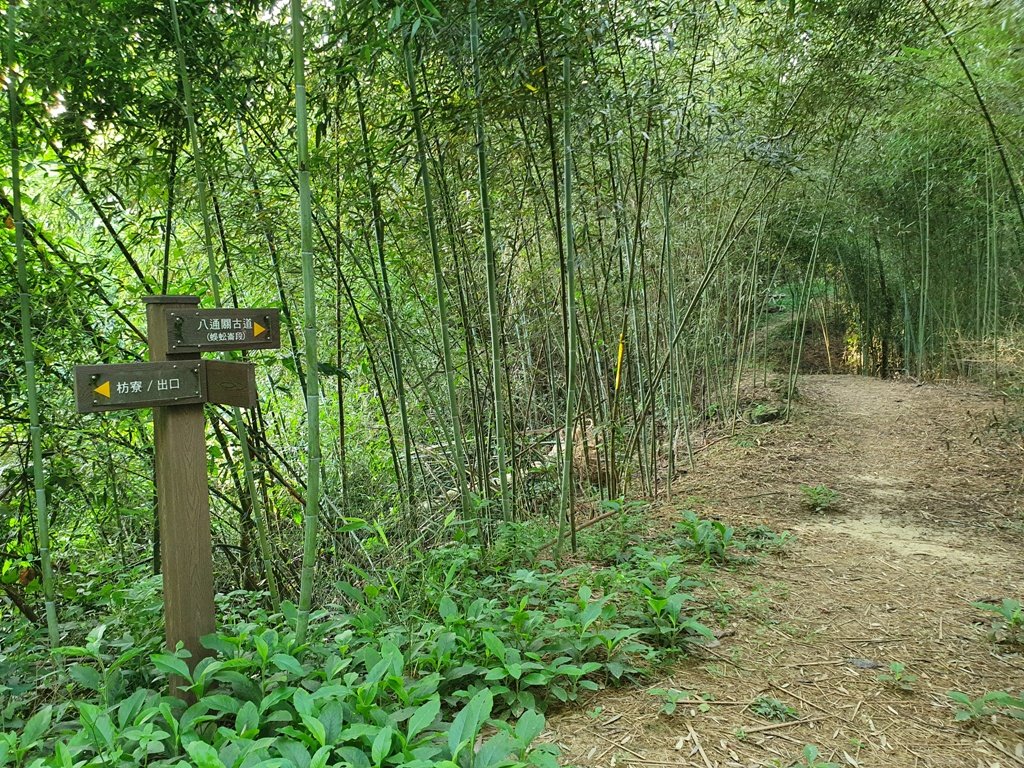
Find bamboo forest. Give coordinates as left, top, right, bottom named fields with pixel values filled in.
left=2, top=0, right=1023, bottom=765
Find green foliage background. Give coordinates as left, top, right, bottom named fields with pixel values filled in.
left=0, top=0, right=1021, bottom=701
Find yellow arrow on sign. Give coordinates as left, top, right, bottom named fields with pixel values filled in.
left=94, top=381, right=111, bottom=398
left=253, top=322, right=266, bottom=337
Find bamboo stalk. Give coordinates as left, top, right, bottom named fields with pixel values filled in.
left=917, top=157, right=930, bottom=378
left=554, top=57, right=577, bottom=561
left=7, top=0, right=59, bottom=648
left=404, top=41, right=472, bottom=535
left=470, top=0, right=512, bottom=524
left=354, top=78, right=415, bottom=513
left=289, top=0, right=321, bottom=644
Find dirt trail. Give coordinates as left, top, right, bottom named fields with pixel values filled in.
left=549, top=375, right=1024, bottom=768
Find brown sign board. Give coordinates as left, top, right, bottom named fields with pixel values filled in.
left=204, top=360, right=257, bottom=409
left=75, top=362, right=204, bottom=414
left=166, top=308, right=281, bottom=353
left=75, top=360, right=259, bottom=413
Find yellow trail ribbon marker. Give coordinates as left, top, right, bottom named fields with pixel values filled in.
left=614, top=334, right=626, bottom=393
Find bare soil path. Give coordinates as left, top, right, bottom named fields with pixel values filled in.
left=549, top=375, right=1024, bottom=768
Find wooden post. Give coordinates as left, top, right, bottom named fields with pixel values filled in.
left=76, top=298, right=272, bottom=692
left=144, top=295, right=216, bottom=673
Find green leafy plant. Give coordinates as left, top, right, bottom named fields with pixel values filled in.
left=631, top=573, right=713, bottom=648
left=790, top=744, right=841, bottom=768
left=648, top=688, right=691, bottom=715
left=748, top=403, right=782, bottom=424
left=6, top=620, right=563, bottom=768
left=490, top=521, right=551, bottom=570
left=54, top=624, right=150, bottom=706
left=575, top=500, right=647, bottom=565
left=751, top=696, right=799, bottom=722
left=675, top=511, right=735, bottom=563
left=948, top=690, right=1024, bottom=723
left=0, top=509, right=726, bottom=768
left=970, top=598, right=1024, bottom=644
left=649, top=688, right=711, bottom=715
left=739, top=525, right=793, bottom=553
left=877, top=661, right=917, bottom=691
left=799, top=484, right=839, bottom=513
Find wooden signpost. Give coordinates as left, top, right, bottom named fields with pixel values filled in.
left=74, top=296, right=279, bottom=684
left=75, top=361, right=204, bottom=413
left=75, top=360, right=260, bottom=414
left=166, top=308, right=280, bottom=353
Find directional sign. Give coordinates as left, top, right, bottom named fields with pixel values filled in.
left=166, top=308, right=280, bottom=353
left=204, top=360, right=257, bottom=409
left=74, top=296, right=275, bottom=695
left=75, top=362, right=204, bottom=414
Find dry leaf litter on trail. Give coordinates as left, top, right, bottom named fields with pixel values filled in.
left=545, top=375, right=1024, bottom=768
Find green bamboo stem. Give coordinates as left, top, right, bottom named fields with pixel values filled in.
left=7, top=0, right=60, bottom=648
left=917, top=159, right=930, bottom=378
left=554, top=57, right=577, bottom=562
left=404, top=42, right=472, bottom=533
left=922, top=0, right=1024, bottom=232
left=988, top=160, right=999, bottom=345
left=332, top=110, right=347, bottom=510
left=290, top=0, right=321, bottom=645
left=621, top=172, right=779, bottom=462
left=902, top=284, right=911, bottom=376
left=238, top=119, right=307, bottom=398
left=354, top=79, right=415, bottom=512
left=784, top=240, right=818, bottom=415
left=470, top=0, right=511, bottom=523
left=662, top=177, right=691, bottom=476
left=785, top=136, right=851, bottom=410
